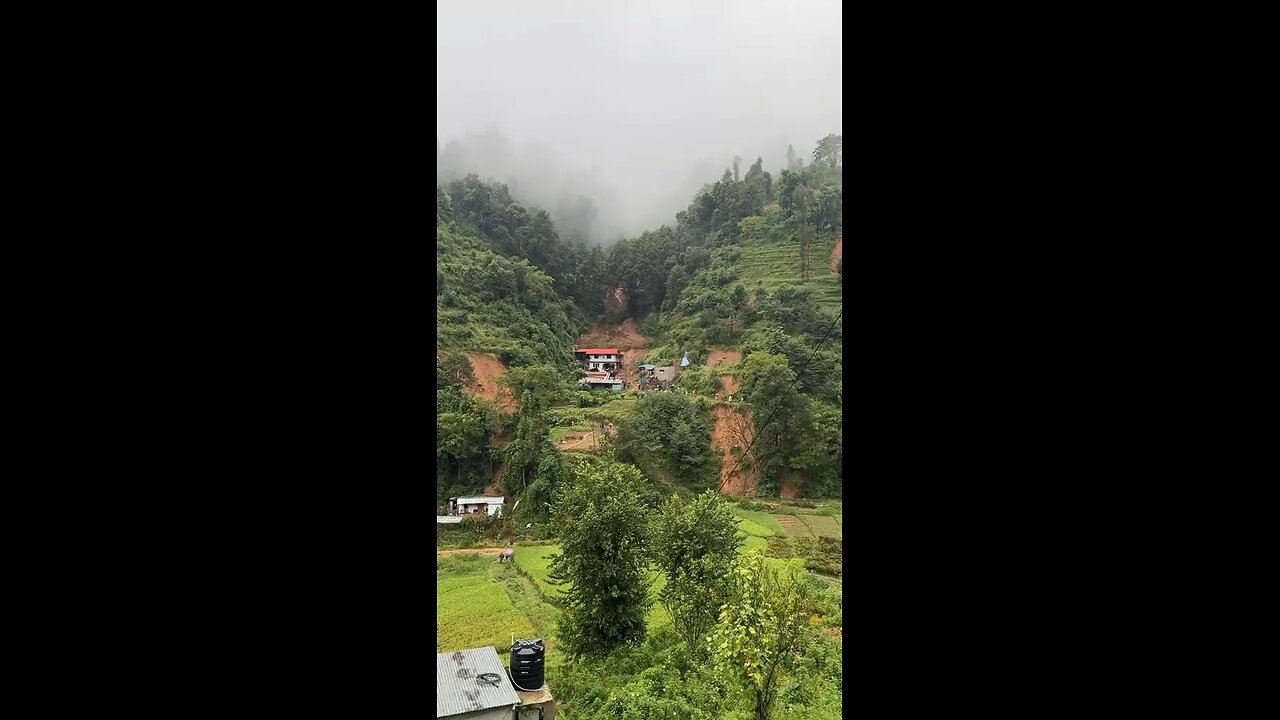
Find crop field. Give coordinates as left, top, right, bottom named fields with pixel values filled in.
left=774, top=514, right=814, bottom=538
left=437, top=555, right=537, bottom=654
left=438, top=524, right=839, bottom=717
left=805, top=514, right=842, bottom=539
left=737, top=235, right=842, bottom=311
left=733, top=508, right=787, bottom=536
left=513, top=543, right=567, bottom=599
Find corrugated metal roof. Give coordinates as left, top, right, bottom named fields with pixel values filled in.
left=574, top=348, right=620, bottom=354
left=456, top=496, right=505, bottom=505
left=437, top=646, right=519, bottom=718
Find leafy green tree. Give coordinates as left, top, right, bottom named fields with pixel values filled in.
left=736, top=352, right=807, bottom=495
left=812, top=133, right=842, bottom=170
left=651, top=491, right=739, bottom=656
left=503, top=390, right=549, bottom=495
left=436, top=353, right=475, bottom=389
left=616, top=391, right=714, bottom=484
left=710, top=550, right=817, bottom=720
left=548, top=455, right=654, bottom=659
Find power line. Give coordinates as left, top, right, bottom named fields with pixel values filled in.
left=720, top=309, right=842, bottom=492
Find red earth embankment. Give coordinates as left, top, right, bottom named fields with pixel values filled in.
left=711, top=404, right=758, bottom=496
left=464, top=353, right=516, bottom=413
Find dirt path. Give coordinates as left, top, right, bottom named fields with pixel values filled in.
left=830, top=236, right=843, bottom=275
left=557, top=430, right=598, bottom=452
left=465, top=353, right=516, bottom=412
left=436, top=547, right=508, bottom=557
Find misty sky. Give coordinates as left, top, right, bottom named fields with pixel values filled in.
left=437, top=0, right=842, bottom=242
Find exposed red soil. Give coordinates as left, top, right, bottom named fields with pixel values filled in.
left=720, top=374, right=741, bottom=395
left=706, top=348, right=742, bottom=366
left=711, top=404, right=758, bottom=496
left=558, top=430, right=599, bottom=452
left=484, top=462, right=507, bottom=496
left=464, top=353, right=516, bottom=413
left=777, top=468, right=798, bottom=499
left=603, top=285, right=628, bottom=314
left=830, top=236, right=843, bottom=275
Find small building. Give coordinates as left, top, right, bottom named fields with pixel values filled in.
left=449, top=496, right=506, bottom=517
left=653, top=366, right=675, bottom=382
left=573, top=348, right=622, bottom=373
left=437, top=646, right=556, bottom=720
left=578, top=370, right=624, bottom=392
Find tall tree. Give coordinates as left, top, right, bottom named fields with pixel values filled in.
left=812, top=133, right=842, bottom=170
left=733, top=155, right=742, bottom=182
left=651, top=491, right=739, bottom=656
left=711, top=551, right=817, bottom=720
left=548, top=455, right=653, bottom=659
left=792, top=184, right=813, bottom=281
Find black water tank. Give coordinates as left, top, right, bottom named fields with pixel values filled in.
left=509, top=638, right=545, bottom=691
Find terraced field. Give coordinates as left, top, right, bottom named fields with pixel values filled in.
left=805, top=514, right=842, bottom=539
left=733, top=509, right=787, bottom=536
left=775, top=513, right=815, bottom=538
left=737, top=236, right=842, bottom=311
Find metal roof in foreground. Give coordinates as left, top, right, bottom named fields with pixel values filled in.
left=436, top=646, right=519, bottom=717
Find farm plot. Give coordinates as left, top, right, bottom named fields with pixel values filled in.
left=512, top=544, right=567, bottom=599
left=805, top=514, right=842, bottom=539
left=733, top=509, right=787, bottom=536
left=437, top=556, right=536, bottom=653
left=774, top=514, right=814, bottom=538
left=511, top=544, right=672, bottom=630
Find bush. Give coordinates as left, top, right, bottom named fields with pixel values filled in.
left=766, top=536, right=797, bottom=558
left=804, top=536, right=842, bottom=577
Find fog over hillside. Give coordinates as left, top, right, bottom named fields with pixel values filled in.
left=437, top=0, right=842, bottom=245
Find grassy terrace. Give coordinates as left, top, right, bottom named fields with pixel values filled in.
left=737, top=234, right=842, bottom=311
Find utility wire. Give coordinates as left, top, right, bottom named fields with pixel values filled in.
left=720, top=308, right=843, bottom=491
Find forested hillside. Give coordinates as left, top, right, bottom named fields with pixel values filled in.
left=437, top=134, right=842, bottom=520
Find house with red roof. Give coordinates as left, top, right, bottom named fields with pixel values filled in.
left=573, top=348, right=621, bottom=374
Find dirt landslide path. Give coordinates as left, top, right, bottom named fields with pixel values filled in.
left=777, top=468, right=799, bottom=499
left=711, top=404, right=758, bottom=496
left=830, top=236, right=843, bottom=275
left=465, top=353, right=516, bottom=412
left=706, top=348, right=741, bottom=367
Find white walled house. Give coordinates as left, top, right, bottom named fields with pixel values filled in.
left=572, top=348, right=622, bottom=373
left=449, top=496, right=506, bottom=517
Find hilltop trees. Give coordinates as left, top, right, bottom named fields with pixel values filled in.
left=812, top=133, right=842, bottom=171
